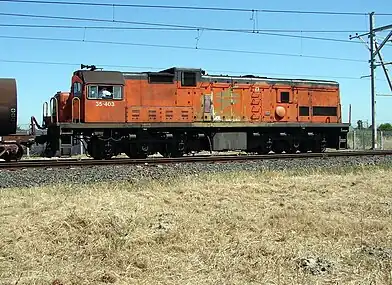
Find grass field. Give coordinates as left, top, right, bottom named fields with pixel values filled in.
left=1, top=166, right=392, bottom=284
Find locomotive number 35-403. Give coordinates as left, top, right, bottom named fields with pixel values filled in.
left=95, top=101, right=115, bottom=107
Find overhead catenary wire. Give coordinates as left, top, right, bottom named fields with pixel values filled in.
left=0, top=2, right=388, bottom=74
left=1, top=0, right=392, bottom=16
left=0, top=23, right=368, bottom=34
left=0, top=12, right=367, bottom=34
left=0, top=23, right=369, bottom=45
left=0, top=58, right=385, bottom=81
left=2, top=13, right=391, bottom=48
left=0, top=34, right=367, bottom=63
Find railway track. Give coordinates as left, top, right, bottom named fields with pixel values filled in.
left=1, top=150, right=392, bottom=170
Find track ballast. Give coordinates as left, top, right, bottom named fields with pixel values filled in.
left=1, top=150, right=392, bottom=170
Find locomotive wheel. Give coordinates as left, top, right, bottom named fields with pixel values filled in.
left=288, top=140, right=300, bottom=154
left=299, top=142, right=309, bottom=153
left=1, top=143, right=24, bottom=162
left=2, top=153, right=11, bottom=162
left=88, top=137, right=113, bottom=160
left=13, top=144, right=24, bottom=161
left=89, top=145, right=104, bottom=160
left=273, top=141, right=286, bottom=154
left=162, top=150, right=183, bottom=158
left=124, top=149, right=147, bottom=159
left=162, top=145, right=183, bottom=158
left=312, top=144, right=326, bottom=153
left=124, top=143, right=148, bottom=159
left=103, top=141, right=114, bottom=159
left=312, top=138, right=326, bottom=153
left=257, top=149, right=269, bottom=155
left=256, top=145, right=270, bottom=155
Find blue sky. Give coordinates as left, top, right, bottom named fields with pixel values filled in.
left=0, top=0, right=391, bottom=128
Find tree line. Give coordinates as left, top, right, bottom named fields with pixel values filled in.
left=356, top=120, right=392, bottom=131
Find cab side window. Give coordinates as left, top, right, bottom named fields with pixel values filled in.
left=87, top=85, right=123, bottom=99
left=113, top=86, right=122, bottom=99
left=73, top=82, right=82, bottom=97
left=88, top=85, right=98, bottom=99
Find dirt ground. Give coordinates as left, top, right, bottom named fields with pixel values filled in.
left=1, top=166, right=392, bottom=284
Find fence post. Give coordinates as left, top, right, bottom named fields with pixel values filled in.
left=380, top=131, right=384, bottom=150
left=362, top=131, right=365, bottom=150
left=353, top=130, right=356, bottom=150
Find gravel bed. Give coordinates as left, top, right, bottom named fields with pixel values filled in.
left=1, top=155, right=392, bottom=189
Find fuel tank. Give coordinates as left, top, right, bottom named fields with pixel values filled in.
left=0, top=78, right=17, bottom=136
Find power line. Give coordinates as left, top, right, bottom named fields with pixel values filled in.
left=0, top=58, right=381, bottom=81
left=0, top=12, right=364, bottom=33
left=1, top=0, right=392, bottom=16
left=0, top=34, right=367, bottom=63
left=0, top=23, right=367, bottom=34
left=0, top=23, right=367, bottom=44
left=0, top=23, right=197, bottom=31
left=0, top=12, right=379, bottom=46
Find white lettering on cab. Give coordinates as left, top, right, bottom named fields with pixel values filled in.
left=95, top=101, right=115, bottom=107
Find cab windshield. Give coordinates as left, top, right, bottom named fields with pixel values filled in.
left=87, top=85, right=123, bottom=100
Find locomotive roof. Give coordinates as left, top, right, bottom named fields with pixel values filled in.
left=76, top=70, right=125, bottom=85
left=123, top=67, right=340, bottom=86
left=77, top=66, right=339, bottom=86
left=201, top=74, right=339, bottom=86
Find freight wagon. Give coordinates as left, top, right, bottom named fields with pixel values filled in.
left=0, top=78, right=34, bottom=161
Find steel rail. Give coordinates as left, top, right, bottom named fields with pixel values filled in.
left=1, top=150, right=392, bottom=170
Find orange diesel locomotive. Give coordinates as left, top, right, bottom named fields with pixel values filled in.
left=34, top=65, right=349, bottom=159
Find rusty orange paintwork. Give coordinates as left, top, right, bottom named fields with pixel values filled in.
left=57, top=73, right=342, bottom=126
left=52, top=91, right=70, bottom=123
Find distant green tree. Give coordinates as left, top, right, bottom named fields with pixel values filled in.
left=378, top=123, right=392, bottom=131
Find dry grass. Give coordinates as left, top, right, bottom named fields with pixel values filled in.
left=1, top=166, right=392, bottom=284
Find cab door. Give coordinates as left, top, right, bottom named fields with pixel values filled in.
left=71, top=80, right=83, bottom=123
left=84, top=84, right=126, bottom=123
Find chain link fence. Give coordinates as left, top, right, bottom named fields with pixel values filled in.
left=347, top=129, right=392, bottom=150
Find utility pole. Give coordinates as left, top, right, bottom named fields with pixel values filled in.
left=369, top=12, right=377, bottom=149
left=350, top=12, right=392, bottom=150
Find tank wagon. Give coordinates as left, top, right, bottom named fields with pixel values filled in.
left=33, top=65, right=349, bottom=159
left=0, top=78, right=33, bottom=161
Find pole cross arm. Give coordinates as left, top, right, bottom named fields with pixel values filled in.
left=375, top=61, right=392, bottom=67
left=375, top=42, right=392, bottom=92
left=349, top=32, right=370, bottom=40
left=373, top=31, right=392, bottom=57
left=373, top=23, right=392, bottom=33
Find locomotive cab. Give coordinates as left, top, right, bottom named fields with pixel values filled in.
left=68, top=66, right=126, bottom=123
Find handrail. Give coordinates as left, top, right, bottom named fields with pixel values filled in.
left=43, top=102, right=48, bottom=117
left=49, top=97, right=58, bottom=123
left=72, top=97, right=81, bottom=123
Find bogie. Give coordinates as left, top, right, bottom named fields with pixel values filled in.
left=38, top=125, right=341, bottom=160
